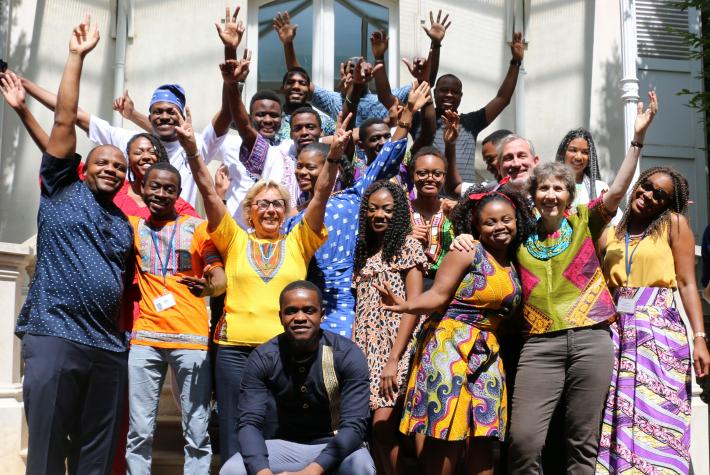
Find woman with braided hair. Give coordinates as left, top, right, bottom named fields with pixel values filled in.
left=595, top=166, right=710, bottom=474
left=377, top=183, right=534, bottom=475
left=554, top=127, right=608, bottom=206
left=352, top=179, right=428, bottom=474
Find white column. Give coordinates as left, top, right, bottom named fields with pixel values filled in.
left=0, top=242, right=34, bottom=473
left=619, top=0, right=641, bottom=182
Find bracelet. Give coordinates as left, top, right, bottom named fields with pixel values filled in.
left=326, top=156, right=341, bottom=164
left=186, top=153, right=200, bottom=160
left=374, top=59, right=385, bottom=64
left=510, top=59, right=522, bottom=67
left=694, top=332, right=707, bottom=340
left=345, top=96, right=354, bottom=106
left=397, top=120, right=411, bottom=128
left=431, top=42, right=441, bottom=49
left=631, top=140, right=643, bottom=148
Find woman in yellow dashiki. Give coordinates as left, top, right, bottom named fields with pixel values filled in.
left=378, top=184, right=535, bottom=475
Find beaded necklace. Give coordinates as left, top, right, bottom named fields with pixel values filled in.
left=524, top=218, right=573, bottom=260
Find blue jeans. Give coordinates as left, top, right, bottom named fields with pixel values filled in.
left=126, top=345, right=212, bottom=474
left=220, top=439, right=375, bottom=475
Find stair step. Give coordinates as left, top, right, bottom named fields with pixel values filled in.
left=151, top=450, right=221, bottom=475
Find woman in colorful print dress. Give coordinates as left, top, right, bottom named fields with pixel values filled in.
left=352, top=180, right=428, bottom=475
left=181, top=108, right=352, bottom=462
left=595, top=166, right=710, bottom=474
left=507, top=92, right=658, bottom=474
left=378, top=184, right=535, bottom=475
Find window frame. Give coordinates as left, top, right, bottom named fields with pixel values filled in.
left=246, top=0, right=399, bottom=100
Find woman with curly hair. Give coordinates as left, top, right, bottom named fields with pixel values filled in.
left=378, top=183, right=535, bottom=475
left=554, top=127, right=608, bottom=207
left=595, top=167, right=710, bottom=474
left=352, top=180, right=428, bottom=474
left=507, top=92, right=658, bottom=474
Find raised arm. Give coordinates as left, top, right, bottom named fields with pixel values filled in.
left=377, top=247, right=473, bottom=314
left=603, top=91, right=658, bottom=212
left=175, top=106, right=228, bottom=231
left=303, top=113, right=353, bottom=232
left=47, top=15, right=100, bottom=159
left=273, top=12, right=312, bottom=93
left=370, top=30, right=397, bottom=110
left=220, top=55, right=257, bottom=149
left=421, top=9, right=451, bottom=85
left=483, top=31, right=524, bottom=124
left=20, top=72, right=92, bottom=133
left=391, top=80, right=430, bottom=142
left=442, top=110, right=463, bottom=196
left=112, top=90, right=152, bottom=132
left=213, top=5, right=246, bottom=136
left=0, top=71, right=49, bottom=152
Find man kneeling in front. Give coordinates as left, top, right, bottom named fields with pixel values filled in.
left=220, top=280, right=375, bottom=475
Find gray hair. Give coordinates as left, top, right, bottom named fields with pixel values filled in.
left=496, top=134, right=536, bottom=167
left=528, top=162, right=577, bottom=205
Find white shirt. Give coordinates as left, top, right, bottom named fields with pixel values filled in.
left=88, top=115, right=226, bottom=206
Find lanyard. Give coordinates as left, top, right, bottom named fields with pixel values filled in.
left=151, top=222, right=178, bottom=291
left=624, top=227, right=646, bottom=287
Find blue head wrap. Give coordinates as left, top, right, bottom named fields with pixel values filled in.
left=149, top=84, right=186, bottom=115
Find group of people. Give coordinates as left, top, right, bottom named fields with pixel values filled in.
left=6, top=7, right=710, bottom=475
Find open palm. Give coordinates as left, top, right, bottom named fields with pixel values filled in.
left=69, top=14, right=100, bottom=57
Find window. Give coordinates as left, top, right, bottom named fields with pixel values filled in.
left=248, top=0, right=397, bottom=98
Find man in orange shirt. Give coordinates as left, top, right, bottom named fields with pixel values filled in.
left=126, top=161, right=226, bottom=473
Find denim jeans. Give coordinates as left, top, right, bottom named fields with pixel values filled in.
left=220, top=439, right=375, bottom=475
left=126, top=344, right=212, bottom=474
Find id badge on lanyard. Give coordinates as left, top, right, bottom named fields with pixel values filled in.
left=616, top=229, right=645, bottom=314
left=151, top=222, right=178, bottom=312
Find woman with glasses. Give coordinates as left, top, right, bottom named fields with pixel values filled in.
left=595, top=166, right=710, bottom=474
left=179, top=107, right=352, bottom=463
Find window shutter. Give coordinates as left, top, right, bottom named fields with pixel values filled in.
left=636, top=0, right=689, bottom=59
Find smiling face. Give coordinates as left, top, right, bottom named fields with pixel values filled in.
left=280, top=287, right=324, bottom=347
left=249, top=187, right=287, bottom=238
left=499, top=138, right=540, bottom=185
left=534, top=177, right=572, bottom=220
left=83, top=145, right=128, bottom=198
left=282, top=72, right=310, bottom=106
left=413, top=154, right=446, bottom=198
left=482, top=141, right=501, bottom=180
left=149, top=102, right=180, bottom=141
left=295, top=149, right=325, bottom=194
left=630, top=172, right=674, bottom=220
left=251, top=99, right=282, bottom=140
left=359, top=122, right=391, bottom=164
left=434, top=76, right=463, bottom=114
left=367, top=188, right=395, bottom=235
left=291, top=112, right=322, bottom=153
left=564, top=137, right=590, bottom=181
left=128, top=137, right=159, bottom=182
left=475, top=199, right=518, bottom=254
left=142, top=168, right=180, bottom=220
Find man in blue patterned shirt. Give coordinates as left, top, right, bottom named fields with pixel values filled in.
left=15, top=17, right=134, bottom=474
left=277, top=67, right=337, bottom=142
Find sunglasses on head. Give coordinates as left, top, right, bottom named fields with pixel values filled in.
left=639, top=180, right=670, bottom=202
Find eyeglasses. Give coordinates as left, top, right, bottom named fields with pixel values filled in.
left=253, top=199, right=287, bottom=211
left=639, top=180, right=670, bottom=202
left=414, top=170, right=446, bottom=179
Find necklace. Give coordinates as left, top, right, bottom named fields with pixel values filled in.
left=525, top=218, right=573, bottom=260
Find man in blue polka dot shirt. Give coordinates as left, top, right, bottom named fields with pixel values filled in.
left=15, top=16, right=134, bottom=474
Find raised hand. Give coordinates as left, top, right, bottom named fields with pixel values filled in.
left=442, top=109, right=460, bottom=143
left=273, top=11, right=297, bottom=44
left=510, top=31, right=524, bottom=62
left=0, top=71, right=26, bottom=109
left=423, top=9, right=451, bottom=45
left=215, top=164, right=230, bottom=200
left=219, top=51, right=252, bottom=84
left=634, top=90, right=658, bottom=138
left=402, top=57, right=427, bottom=83
left=336, top=61, right=354, bottom=95
left=112, top=89, right=135, bottom=119
left=406, top=80, right=431, bottom=113
left=174, top=106, right=199, bottom=157
left=69, top=14, right=100, bottom=57
left=353, top=59, right=383, bottom=85
left=370, top=30, right=388, bottom=59
left=215, top=6, right=245, bottom=49
left=327, top=112, right=353, bottom=160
